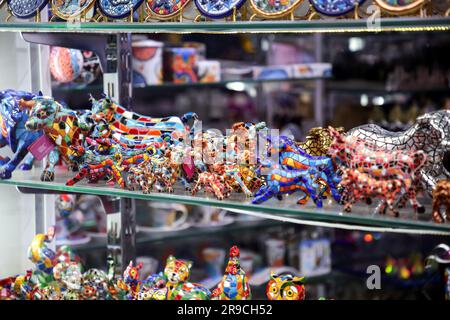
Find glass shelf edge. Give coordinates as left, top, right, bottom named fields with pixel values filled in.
left=0, top=17, right=447, bottom=34
left=1, top=172, right=449, bottom=235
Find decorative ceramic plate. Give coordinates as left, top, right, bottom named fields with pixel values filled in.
left=146, top=0, right=190, bottom=19
left=309, top=0, right=366, bottom=16
left=51, top=0, right=95, bottom=19
left=374, top=0, right=425, bottom=14
left=194, top=0, right=246, bottom=19
left=6, top=0, right=48, bottom=19
left=249, top=0, right=304, bottom=18
left=98, top=0, right=144, bottom=19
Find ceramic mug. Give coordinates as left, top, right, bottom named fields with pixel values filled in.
left=132, top=40, right=163, bottom=86
left=202, top=247, right=226, bottom=278
left=265, top=238, right=286, bottom=268
left=139, top=202, right=188, bottom=231
left=194, top=206, right=230, bottom=227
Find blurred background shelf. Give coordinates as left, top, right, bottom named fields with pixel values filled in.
left=0, top=17, right=448, bottom=34
left=2, top=169, right=449, bottom=235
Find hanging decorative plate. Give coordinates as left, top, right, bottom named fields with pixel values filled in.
left=98, top=0, right=144, bottom=19
left=194, top=0, right=246, bottom=19
left=51, top=0, right=96, bottom=20
left=249, top=0, right=304, bottom=18
left=146, top=0, right=190, bottom=19
left=6, top=0, right=48, bottom=19
left=309, top=0, right=366, bottom=16
left=373, top=0, right=425, bottom=15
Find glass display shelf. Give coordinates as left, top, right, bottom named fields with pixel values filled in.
left=0, top=17, right=448, bottom=34
left=52, top=76, right=330, bottom=93
left=2, top=169, right=449, bottom=235
left=67, top=219, right=284, bottom=252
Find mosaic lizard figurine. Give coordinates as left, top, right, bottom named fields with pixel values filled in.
left=266, top=272, right=305, bottom=300
left=164, top=256, right=211, bottom=300
left=20, top=96, right=94, bottom=181
left=211, top=246, right=251, bottom=300
left=90, top=95, right=198, bottom=142
left=0, top=89, right=42, bottom=179
left=252, top=160, right=326, bottom=207
left=432, top=180, right=450, bottom=224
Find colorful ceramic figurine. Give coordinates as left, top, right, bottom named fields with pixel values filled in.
left=211, top=246, right=251, bottom=300
left=252, top=160, right=325, bottom=206
left=28, top=229, right=56, bottom=274
left=432, top=180, right=450, bottom=223
left=298, top=126, right=345, bottom=157
left=0, top=90, right=42, bottom=179
left=347, top=110, right=450, bottom=195
left=20, top=95, right=94, bottom=181
left=266, top=272, right=305, bottom=300
left=164, top=255, right=211, bottom=300
left=329, top=127, right=426, bottom=214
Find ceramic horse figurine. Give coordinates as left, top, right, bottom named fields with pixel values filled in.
left=347, top=110, right=450, bottom=195
left=0, top=90, right=42, bottom=179
left=20, top=95, right=94, bottom=181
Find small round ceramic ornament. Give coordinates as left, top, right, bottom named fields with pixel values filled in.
left=146, top=0, right=191, bottom=19
left=194, top=0, right=246, bottom=19
left=373, top=0, right=427, bottom=15
left=51, top=0, right=96, bottom=20
left=249, top=0, right=304, bottom=19
left=50, top=47, right=101, bottom=85
left=6, top=0, right=48, bottom=19
left=98, top=0, right=144, bottom=19
left=50, top=47, right=84, bottom=83
left=309, top=0, right=366, bottom=16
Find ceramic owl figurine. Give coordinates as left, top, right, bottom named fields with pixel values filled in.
left=266, top=272, right=305, bottom=300
left=211, top=245, right=251, bottom=300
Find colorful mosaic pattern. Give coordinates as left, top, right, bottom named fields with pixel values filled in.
left=146, top=0, right=189, bottom=17
left=432, top=180, right=450, bottom=223
left=164, top=256, right=211, bottom=300
left=195, top=0, right=246, bottom=18
left=98, top=0, right=144, bottom=19
left=250, top=0, right=303, bottom=16
left=212, top=246, right=251, bottom=300
left=347, top=110, right=450, bottom=195
left=51, top=0, right=94, bottom=19
left=0, top=90, right=41, bottom=179
left=266, top=272, right=305, bottom=300
left=6, top=0, right=48, bottom=19
left=310, top=0, right=366, bottom=16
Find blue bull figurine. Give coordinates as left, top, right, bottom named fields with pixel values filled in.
left=0, top=89, right=42, bottom=179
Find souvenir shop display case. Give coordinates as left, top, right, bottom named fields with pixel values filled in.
left=0, top=1, right=449, bottom=300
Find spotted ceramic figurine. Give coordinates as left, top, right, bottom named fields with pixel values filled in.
left=211, top=246, right=251, bottom=300
left=266, top=272, right=305, bottom=300
left=164, top=256, right=211, bottom=300
left=432, top=180, right=450, bottom=223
